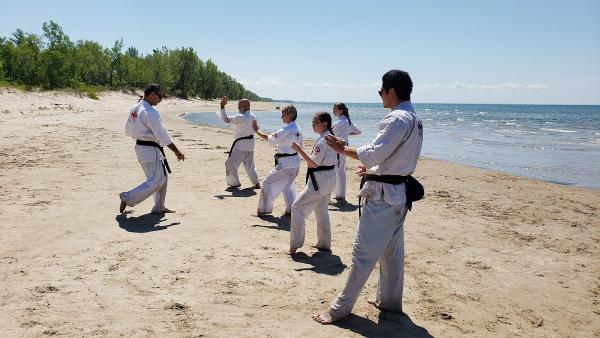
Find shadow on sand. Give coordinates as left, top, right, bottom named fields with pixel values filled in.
left=332, top=312, right=433, bottom=338
left=329, top=200, right=359, bottom=212
left=116, top=212, right=179, bottom=233
left=291, top=250, right=347, bottom=276
left=251, top=214, right=290, bottom=231
left=214, top=187, right=257, bottom=199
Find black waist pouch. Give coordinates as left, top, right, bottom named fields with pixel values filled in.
left=405, top=175, right=424, bottom=207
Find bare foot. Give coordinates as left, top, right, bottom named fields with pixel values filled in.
left=287, top=247, right=297, bottom=255
left=312, top=311, right=339, bottom=325
left=252, top=183, right=261, bottom=189
left=311, top=245, right=331, bottom=252
left=119, top=200, right=127, bottom=213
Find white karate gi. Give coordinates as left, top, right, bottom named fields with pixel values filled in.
left=290, top=131, right=338, bottom=251
left=120, top=100, right=173, bottom=213
left=257, top=121, right=303, bottom=214
left=220, top=108, right=260, bottom=187
left=329, top=101, right=423, bottom=318
left=332, top=115, right=361, bottom=199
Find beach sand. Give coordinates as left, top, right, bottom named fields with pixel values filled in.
left=0, top=88, right=598, bottom=337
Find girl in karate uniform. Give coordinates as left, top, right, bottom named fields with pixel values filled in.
left=332, top=103, right=361, bottom=203
left=288, top=112, right=338, bottom=254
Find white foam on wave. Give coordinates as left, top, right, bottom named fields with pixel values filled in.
left=540, top=128, right=579, bottom=133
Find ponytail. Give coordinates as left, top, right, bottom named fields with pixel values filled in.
left=316, top=112, right=334, bottom=136
left=334, top=102, right=352, bottom=125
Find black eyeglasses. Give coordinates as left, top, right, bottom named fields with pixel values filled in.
left=378, top=89, right=386, bottom=96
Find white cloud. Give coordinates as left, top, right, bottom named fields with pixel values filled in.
left=255, top=76, right=285, bottom=86
left=236, top=75, right=285, bottom=87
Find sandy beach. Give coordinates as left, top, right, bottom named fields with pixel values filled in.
left=0, top=88, right=598, bottom=337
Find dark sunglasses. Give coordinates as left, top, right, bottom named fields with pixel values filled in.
left=378, top=89, right=386, bottom=96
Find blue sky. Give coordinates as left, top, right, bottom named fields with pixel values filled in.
left=1, top=0, right=599, bottom=104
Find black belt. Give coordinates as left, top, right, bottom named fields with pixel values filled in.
left=136, top=140, right=171, bottom=175
left=274, top=152, right=297, bottom=166
left=305, top=165, right=335, bottom=191
left=358, top=174, right=409, bottom=217
left=228, top=135, right=254, bottom=157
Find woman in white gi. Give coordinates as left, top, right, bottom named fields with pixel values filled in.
left=288, top=112, right=338, bottom=255
left=331, top=102, right=361, bottom=203
left=219, top=96, right=261, bottom=189
left=119, top=84, right=185, bottom=214
left=251, top=105, right=303, bottom=216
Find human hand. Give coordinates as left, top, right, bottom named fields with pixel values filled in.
left=290, top=141, right=301, bottom=152
left=324, top=134, right=346, bottom=153
left=176, top=151, right=185, bottom=161
left=252, top=119, right=259, bottom=132
left=356, top=164, right=367, bottom=177
left=220, top=96, right=228, bottom=108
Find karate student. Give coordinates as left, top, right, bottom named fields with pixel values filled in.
left=288, top=112, right=338, bottom=255
left=119, top=84, right=185, bottom=214
left=331, top=102, right=361, bottom=203
left=313, top=70, right=423, bottom=324
left=219, top=96, right=260, bottom=189
left=252, top=105, right=303, bottom=216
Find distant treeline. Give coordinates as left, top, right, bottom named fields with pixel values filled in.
left=0, top=21, right=269, bottom=101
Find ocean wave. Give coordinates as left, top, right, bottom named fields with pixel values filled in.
left=540, top=128, right=580, bottom=133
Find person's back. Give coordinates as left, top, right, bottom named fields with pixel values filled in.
left=219, top=96, right=261, bottom=189
left=230, top=110, right=256, bottom=152
left=368, top=102, right=422, bottom=175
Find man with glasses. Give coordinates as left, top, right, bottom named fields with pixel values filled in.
left=313, top=70, right=423, bottom=324
left=119, top=83, right=185, bottom=214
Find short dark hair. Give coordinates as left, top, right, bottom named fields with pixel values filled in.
left=382, top=70, right=412, bottom=101
left=144, top=83, right=163, bottom=96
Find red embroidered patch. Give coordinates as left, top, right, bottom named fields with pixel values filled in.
left=130, top=110, right=138, bottom=121
left=314, top=146, right=320, bottom=153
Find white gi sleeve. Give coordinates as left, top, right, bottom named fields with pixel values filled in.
left=350, top=123, right=362, bottom=135
left=357, top=117, right=409, bottom=168
left=146, top=112, right=173, bottom=146
left=267, top=127, right=287, bottom=147
left=228, top=113, right=245, bottom=124
left=310, top=138, right=327, bottom=164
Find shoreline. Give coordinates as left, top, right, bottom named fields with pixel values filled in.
left=178, top=110, right=600, bottom=192
left=1, top=89, right=599, bottom=337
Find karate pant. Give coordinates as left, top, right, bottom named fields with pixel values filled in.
left=257, top=166, right=299, bottom=214
left=329, top=199, right=407, bottom=318
left=290, top=171, right=335, bottom=250
left=334, top=154, right=348, bottom=199
left=120, top=157, right=168, bottom=214
left=225, top=149, right=259, bottom=187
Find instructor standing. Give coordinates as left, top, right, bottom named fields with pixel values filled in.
left=119, top=84, right=185, bottom=214
left=219, top=96, right=261, bottom=190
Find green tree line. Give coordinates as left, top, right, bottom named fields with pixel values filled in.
left=0, top=21, right=270, bottom=101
